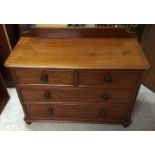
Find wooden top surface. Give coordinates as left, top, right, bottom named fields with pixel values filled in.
left=5, top=37, right=149, bottom=70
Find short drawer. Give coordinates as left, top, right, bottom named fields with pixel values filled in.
left=78, top=70, right=140, bottom=88
left=25, top=104, right=128, bottom=121
left=14, top=69, right=74, bottom=85
left=20, top=87, right=134, bottom=104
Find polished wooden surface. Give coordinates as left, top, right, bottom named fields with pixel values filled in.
left=5, top=37, right=149, bottom=69
left=11, top=67, right=144, bottom=126
left=24, top=104, right=128, bottom=121
left=79, top=70, right=140, bottom=88
left=13, top=68, right=141, bottom=88
left=19, top=86, right=134, bottom=104
left=14, top=69, right=74, bottom=85
left=21, top=27, right=136, bottom=38
left=5, top=28, right=150, bottom=126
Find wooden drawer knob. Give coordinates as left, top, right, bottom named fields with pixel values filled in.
left=40, top=74, right=48, bottom=82
left=100, top=110, right=106, bottom=117
left=44, top=92, right=51, bottom=100
left=104, top=75, right=112, bottom=83
left=48, top=108, right=54, bottom=116
left=102, top=94, right=109, bottom=101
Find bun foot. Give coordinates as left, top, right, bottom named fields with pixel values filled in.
left=24, top=117, right=32, bottom=125
left=25, top=121, right=32, bottom=125
left=123, top=120, right=131, bottom=128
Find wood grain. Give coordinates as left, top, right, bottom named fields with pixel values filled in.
left=19, top=86, right=135, bottom=104
left=24, top=104, right=128, bottom=121
left=5, top=28, right=150, bottom=126
left=79, top=70, right=140, bottom=88
left=5, top=37, right=149, bottom=70
left=14, top=69, right=74, bottom=85
left=21, top=27, right=136, bottom=38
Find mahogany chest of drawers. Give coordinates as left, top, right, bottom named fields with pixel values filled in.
left=5, top=28, right=149, bottom=127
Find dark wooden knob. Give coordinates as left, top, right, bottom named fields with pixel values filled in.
left=48, top=108, right=53, bottom=116
left=100, top=110, right=106, bottom=117
left=44, top=92, right=51, bottom=100
left=104, top=75, right=112, bottom=83
left=40, top=74, right=48, bottom=82
left=102, top=94, right=109, bottom=101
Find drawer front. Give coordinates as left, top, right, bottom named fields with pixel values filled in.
left=14, top=69, right=74, bottom=85
left=25, top=104, right=128, bottom=121
left=79, top=71, right=140, bottom=88
left=20, top=87, right=134, bottom=104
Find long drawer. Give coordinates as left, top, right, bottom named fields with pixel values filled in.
left=19, top=87, right=134, bottom=104
left=78, top=70, right=140, bottom=88
left=13, top=69, right=74, bottom=85
left=25, top=104, right=129, bottom=121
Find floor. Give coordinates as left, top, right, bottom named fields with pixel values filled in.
left=0, top=85, right=155, bottom=131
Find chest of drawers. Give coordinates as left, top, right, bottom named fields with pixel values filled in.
left=5, top=28, right=149, bottom=127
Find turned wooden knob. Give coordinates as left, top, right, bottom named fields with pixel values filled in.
left=40, top=74, right=48, bottom=82
left=104, top=75, right=112, bottom=83
left=48, top=108, right=54, bottom=116
left=44, top=92, right=51, bottom=100
left=102, top=94, right=109, bottom=101
left=100, top=110, right=106, bottom=117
